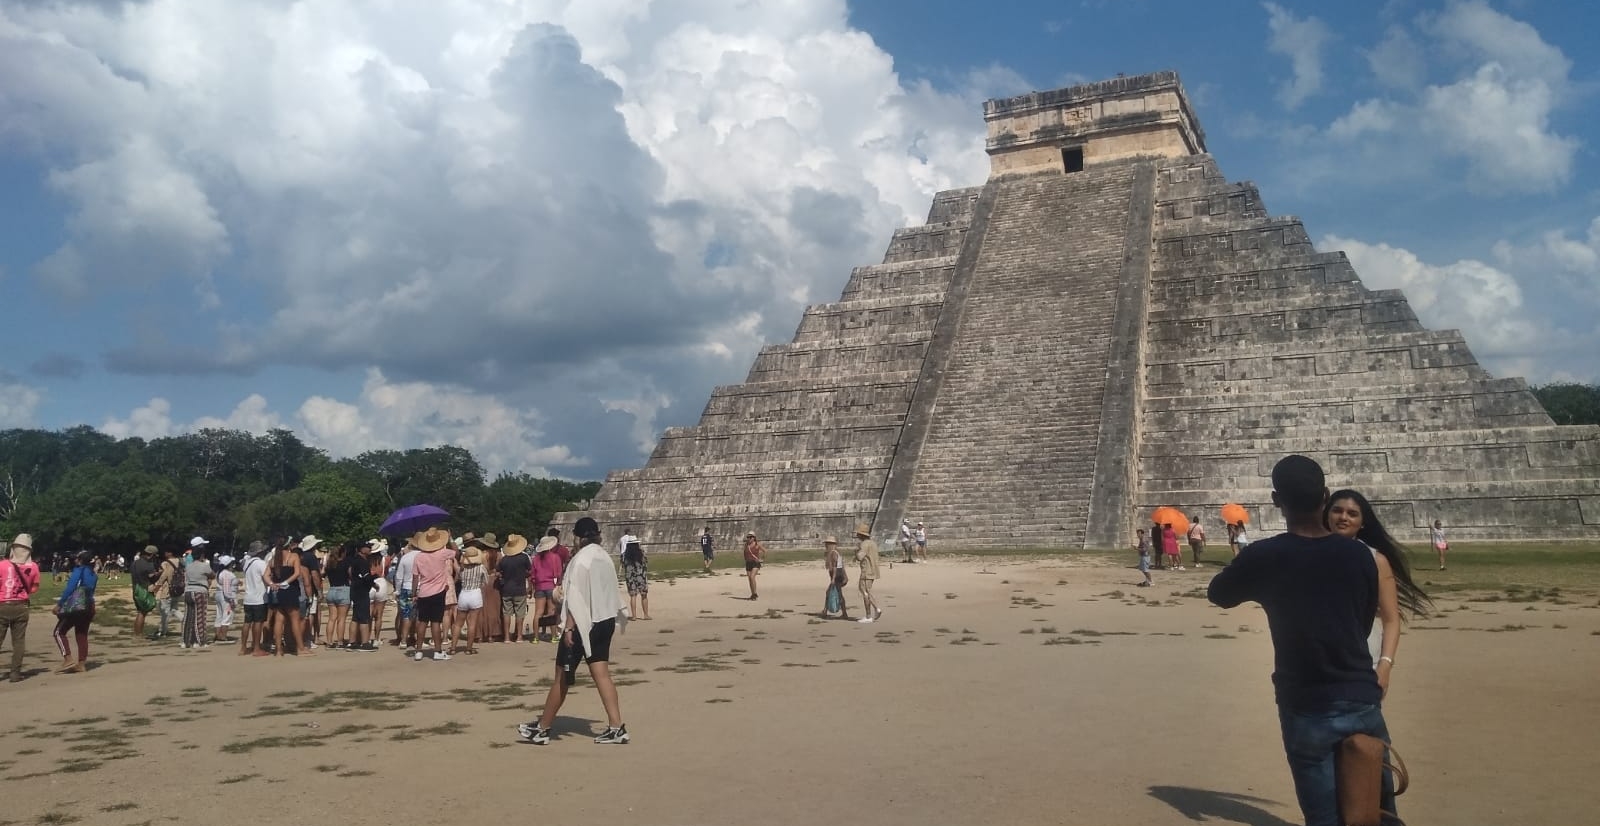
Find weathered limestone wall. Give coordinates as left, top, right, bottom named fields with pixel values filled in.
left=1137, top=155, right=1600, bottom=540
left=986, top=71, right=1205, bottom=177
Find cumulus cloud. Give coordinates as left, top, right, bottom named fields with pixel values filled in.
left=1327, top=1, right=1579, bottom=193
left=0, top=0, right=1001, bottom=472
left=100, top=370, right=580, bottom=477
left=1492, top=216, right=1600, bottom=309
left=1326, top=234, right=1549, bottom=374
left=0, top=380, right=44, bottom=429
left=1263, top=2, right=1332, bottom=109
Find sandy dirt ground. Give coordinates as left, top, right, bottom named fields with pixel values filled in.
left=3, top=555, right=1598, bottom=826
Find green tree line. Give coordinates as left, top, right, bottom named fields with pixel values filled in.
left=1531, top=382, right=1600, bottom=427
left=0, top=426, right=600, bottom=555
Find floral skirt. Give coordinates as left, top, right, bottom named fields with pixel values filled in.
left=623, top=561, right=649, bottom=596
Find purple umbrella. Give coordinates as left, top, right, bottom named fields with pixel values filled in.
left=380, top=504, right=450, bottom=537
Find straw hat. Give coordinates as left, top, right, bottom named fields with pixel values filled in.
left=470, top=532, right=501, bottom=550
left=411, top=526, right=451, bottom=553
left=534, top=536, right=558, bottom=553
left=141, top=544, right=159, bottom=556
left=9, top=533, right=33, bottom=551
left=822, top=536, right=838, bottom=545
left=462, top=546, right=484, bottom=565
left=853, top=524, right=872, bottom=538
left=502, top=534, right=528, bottom=555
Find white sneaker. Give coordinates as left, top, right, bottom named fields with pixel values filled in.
left=432, top=652, right=451, bottom=661
left=1177, top=566, right=1186, bottom=571
left=413, top=651, right=423, bottom=661
left=857, top=617, right=875, bottom=623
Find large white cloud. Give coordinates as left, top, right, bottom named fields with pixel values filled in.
left=2, top=0, right=999, bottom=473
left=0, top=380, right=44, bottom=429
left=1326, top=1, right=1579, bottom=193
left=102, top=370, right=580, bottom=477
left=1263, top=2, right=1332, bottom=110
left=1492, top=216, right=1600, bottom=309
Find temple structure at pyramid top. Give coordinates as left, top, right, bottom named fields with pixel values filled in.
left=555, top=71, right=1600, bottom=551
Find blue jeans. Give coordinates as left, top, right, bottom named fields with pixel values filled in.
left=1278, top=700, right=1395, bottom=826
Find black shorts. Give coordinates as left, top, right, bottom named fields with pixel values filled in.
left=745, top=560, right=762, bottom=572
left=351, top=596, right=372, bottom=625
left=557, top=618, right=616, bottom=675
left=416, top=592, right=446, bottom=623
left=243, top=604, right=269, bottom=623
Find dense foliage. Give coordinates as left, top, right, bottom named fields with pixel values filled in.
left=0, top=426, right=600, bottom=554
left=1531, top=382, right=1600, bottom=426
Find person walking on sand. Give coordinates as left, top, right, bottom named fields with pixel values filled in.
left=52, top=549, right=98, bottom=673
left=699, top=526, right=715, bottom=573
left=240, top=542, right=270, bottom=656
left=1187, top=516, right=1205, bottom=568
left=854, top=524, right=882, bottom=623
left=181, top=545, right=215, bottom=649
left=1430, top=520, right=1448, bottom=570
left=518, top=516, right=629, bottom=746
left=130, top=545, right=159, bottom=639
left=1134, top=528, right=1153, bottom=588
left=1208, top=455, right=1399, bottom=826
left=822, top=537, right=849, bottom=619
left=742, top=532, right=766, bottom=600
left=622, top=537, right=650, bottom=620
left=1, top=535, right=42, bottom=682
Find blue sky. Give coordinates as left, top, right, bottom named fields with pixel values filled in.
left=1, top=0, right=1597, bottom=480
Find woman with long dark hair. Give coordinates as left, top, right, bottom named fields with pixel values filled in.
left=622, top=538, right=649, bottom=620
left=1324, top=489, right=1432, bottom=696
left=264, top=538, right=308, bottom=656
left=323, top=541, right=354, bottom=649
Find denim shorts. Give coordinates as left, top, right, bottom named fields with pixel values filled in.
left=1277, top=700, right=1395, bottom=826
left=325, top=586, right=351, bottom=606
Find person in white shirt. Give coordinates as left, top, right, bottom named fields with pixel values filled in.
left=519, top=516, right=629, bottom=746
left=616, top=530, right=638, bottom=558
left=240, top=543, right=271, bottom=656
left=393, top=544, right=421, bottom=649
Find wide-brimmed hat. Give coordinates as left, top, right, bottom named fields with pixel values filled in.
left=141, top=544, right=159, bottom=556
left=854, top=524, right=872, bottom=538
left=470, top=532, right=500, bottom=550
left=411, top=526, right=451, bottom=553
left=503, top=534, right=529, bottom=555
left=190, top=535, right=209, bottom=548
left=217, top=555, right=235, bottom=567
left=462, top=546, right=484, bottom=565
left=744, top=531, right=756, bottom=539
left=822, top=536, right=838, bottom=545
left=298, top=535, right=322, bottom=551
left=10, top=533, right=33, bottom=551
left=534, top=536, right=557, bottom=553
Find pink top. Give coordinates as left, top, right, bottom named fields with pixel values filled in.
left=411, top=549, right=453, bottom=598
left=0, top=560, right=41, bottom=603
left=531, top=550, right=563, bottom=592
left=1161, top=528, right=1181, bottom=555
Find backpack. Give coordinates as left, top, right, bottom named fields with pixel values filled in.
left=165, top=561, right=184, bottom=598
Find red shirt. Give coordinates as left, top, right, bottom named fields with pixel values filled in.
left=0, top=560, right=41, bottom=603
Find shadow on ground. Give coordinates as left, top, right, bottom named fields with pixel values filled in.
left=1148, top=785, right=1296, bottom=826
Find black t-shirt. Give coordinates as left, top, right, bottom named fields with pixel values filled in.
left=131, top=557, right=156, bottom=585
left=325, top=556, right=350, bottom=587
left=300, top=549, right=323, bottom=574
left=496, top=553, right=531, bottom=597
left=1207, top=532, right=1380, bottom=710
left=348, top=555, right=375, bottom=595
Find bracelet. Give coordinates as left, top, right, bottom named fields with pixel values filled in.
left=1377, top=656, right=1394, bottom=666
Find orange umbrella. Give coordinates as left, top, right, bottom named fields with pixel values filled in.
left=1221, top=503, right=1249, bottom=526
left=1150, top=507, right=1190, bottom=535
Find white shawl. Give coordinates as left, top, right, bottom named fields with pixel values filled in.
left=562, top=542, right=625, bottom=656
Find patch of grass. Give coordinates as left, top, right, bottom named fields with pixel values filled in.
left=944, top=593, right=958, bottom=599
left=1205, top=633, right=1237, bottom=640
left=268, top=690, right=313, bottom=698
left=337, top=769, right=376, bottom=777
left=220, top=774, right=259, bottom=785
left=1487, top=624, right=1531, bottom=633
left=1039, top=626, right=1058, bottom=635
left=825, top=658, right=857, bottom=664
left=55, top=759, right=101, bottom=773
left=1043, top=636, right=1095, bottom=645
left=54, top=716, right=107, bottom=726
left=780, top=662, right=819, bottom=668
left=36, top=814, right=81, bottom=825
left=1019, top=628, right=1036, bottom=634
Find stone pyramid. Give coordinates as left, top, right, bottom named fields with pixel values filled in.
left=557, top=71, right=1600, bottom=550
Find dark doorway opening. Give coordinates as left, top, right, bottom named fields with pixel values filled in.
left=1062, top=146, right=1085, bottom=173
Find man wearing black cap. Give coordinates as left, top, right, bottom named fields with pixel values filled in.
left=1208, top=455, right=1396, bottom=826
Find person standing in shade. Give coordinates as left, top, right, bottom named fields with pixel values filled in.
left=52, top=549, right=98, bottom=673
left=821, top=536, right=849, bottom=619
left=853, top=524, right=882, bottom=623
left=1430, top=520, right=1448, bottom=571
left=240, top=542, right=270, bottom=656
left=1, top=535, right=42, bottom=681
left=742, top=532, right=766, bottom=600
left=181, top=545, right=215, bottom=649
left=1187, top=516, right=1206, bottom=568
left=1208, top=455, right=1398, bottom=826
left=213, top=555, right=238, bottom=643
left=699, top=526, right=715, bottom=573
left=130, top=545, right=159, bottom=639
left=518, top=516, right=628, bottom=745
left=495, top=534, right=533, bottom=643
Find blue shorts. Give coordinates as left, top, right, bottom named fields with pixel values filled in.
left=397, top=589, right=415, bottom=620
left=1138, top=553, right=1151, bottom=573
left=325, top=586, right=351, bottom=606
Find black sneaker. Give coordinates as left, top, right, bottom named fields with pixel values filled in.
left=517, top=722, right=550, bottom=744
left=594, top=725, right=629, bottom=745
